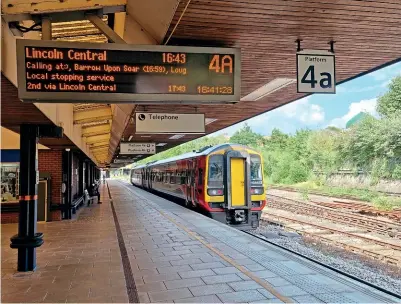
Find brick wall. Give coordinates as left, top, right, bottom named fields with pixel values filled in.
left=1, top=212, right=19, bottom=224
left=38, top=150, right=62, bottom=220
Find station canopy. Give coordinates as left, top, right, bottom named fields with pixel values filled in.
left=2, top=0, right=401, bottom=167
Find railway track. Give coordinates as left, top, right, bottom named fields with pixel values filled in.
left=246, top=230, right=401, bottom=301
left=311, top=200, right=401, bottom=221
left=261, top=212, right=401, bottom=267
left=267, top=194, right=401, bottom=239
left=263, top=194, right=401, bottom=266
left=269, top=185, right=401, bottom=200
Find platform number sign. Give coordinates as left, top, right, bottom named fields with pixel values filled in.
left=297, top=52, right=336, bottom=93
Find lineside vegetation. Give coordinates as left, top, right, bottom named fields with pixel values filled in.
left=138, top=76, right=401, bottom=210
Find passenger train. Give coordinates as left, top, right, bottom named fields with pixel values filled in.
left=130, top=144, right=266, bottom=230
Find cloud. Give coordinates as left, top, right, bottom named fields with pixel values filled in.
left=328, top=98, right=377, bottom=128
left=276, top=97, right=325, bottom=125
left=210, top=97, right=324, bottom=137
left=212, top=112, right=272, bottom=137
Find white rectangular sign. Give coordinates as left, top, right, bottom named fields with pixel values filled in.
left=135, top=113, right=205, bottom=134
left=297, top=51, right=335, bottom=93
left=120, top=142, right=156, bottom=155
left=114, top=158, right=135, bottom=164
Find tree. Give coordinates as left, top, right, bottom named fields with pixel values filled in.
left=377, top=75, right=401, bottom=118
left=269, top=128, right=289, bottom=149
left=229, top=123, right=264, bottom=147
left=307, top=129, right=342, bottom=173
left=340, top=115, right=401, bottom=171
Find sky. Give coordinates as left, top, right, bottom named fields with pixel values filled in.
left=212, top=61, right=401, bottom=137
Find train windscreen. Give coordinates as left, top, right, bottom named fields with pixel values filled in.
left=250, top=154, right=263, bottom=184
left=208, top=155, right=224, bottom=187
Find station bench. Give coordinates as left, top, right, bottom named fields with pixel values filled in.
left=84, top=189, right=97, bottom=206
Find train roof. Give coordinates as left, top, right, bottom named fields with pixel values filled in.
left=132, top=143, right=257, bottom=170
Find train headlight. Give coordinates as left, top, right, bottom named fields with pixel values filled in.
left=251, top=187, right=264, bottom=195
left=208, top=188, right=224, bottom=196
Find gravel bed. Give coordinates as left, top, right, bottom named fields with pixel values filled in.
left=253, top=223, right=401, bottom=296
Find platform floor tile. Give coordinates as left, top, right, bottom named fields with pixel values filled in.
left=2, top=180, right=399, bottom=303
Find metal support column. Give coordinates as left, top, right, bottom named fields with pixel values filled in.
left=10, top=125, right=43, bottom=271
left=84, top=161, right=89, bottom=190
left=65, top=150, right=72, bottom=219
left=78, top=158, right=84, bottom=196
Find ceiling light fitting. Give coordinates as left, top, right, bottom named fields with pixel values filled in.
left=169, top=134, right=185, bottom=140
left=205, top=118, right=218, bottom=125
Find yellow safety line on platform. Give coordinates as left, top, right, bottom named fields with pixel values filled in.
left=120, top=182, right=293, bottom=303
left=158, top=210, right=294, bottom=303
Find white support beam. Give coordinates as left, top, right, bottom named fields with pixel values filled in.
left=82, top=123, right=111, bottom=137
left=73, top=107, right=112, bottom=124
left=90, top=141, right=113, bottom=148
left=85, top=134, right=110, bottom=144
left=91, top=145, right=110, bottom=151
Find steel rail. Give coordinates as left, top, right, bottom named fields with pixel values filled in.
left=266, top=194, right=401, bottom=238
left=261, top=216, right=401, bottom=266
left=246, top=231, right=401, bottom=300
left=262, top=212, right=401, bottom=251
left=269, top=185, right=401, bottom=200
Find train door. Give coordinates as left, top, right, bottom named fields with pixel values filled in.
left=224, top=150, right=252, bottom=224
left=191, top=160, right=198, bottom=206
left=230, top=158, right=246, bottom=206
left=185, top=160, right=192, bottom=206
left=185, top=159, right=196, bottom=207
left=148, top=169, right=152, bottom=189
left=141, top=168, right=146, bottom=187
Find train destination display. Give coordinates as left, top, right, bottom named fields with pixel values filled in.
left=16, top=40, right=240, bottom=104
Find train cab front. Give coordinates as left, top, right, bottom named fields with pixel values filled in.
left=204, top=147, right=266, bottom=230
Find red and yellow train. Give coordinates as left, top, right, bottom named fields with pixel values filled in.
left=130, top=144, right=266, bottom=230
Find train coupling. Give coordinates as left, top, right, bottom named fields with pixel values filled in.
left=234, top=210, right=246, bottom=222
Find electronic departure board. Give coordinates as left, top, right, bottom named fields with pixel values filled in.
left=16, top=40, right=240, bottom=104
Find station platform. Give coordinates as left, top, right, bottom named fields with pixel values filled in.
left=1, top=180, right=399, bottom=303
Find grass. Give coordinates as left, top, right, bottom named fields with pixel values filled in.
left=268, top=180, right=401, bottom=211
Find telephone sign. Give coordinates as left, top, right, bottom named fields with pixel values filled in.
left=297, top=51, right=335, bottom=93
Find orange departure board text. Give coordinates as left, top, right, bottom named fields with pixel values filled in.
left=17, top=40, right=240, bottom=104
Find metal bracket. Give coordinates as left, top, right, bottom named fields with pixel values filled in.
left=86, top=13, right=126, bottom=44
left=328, top=40, right=336, bottom=53
left=296, top=39, right=303, bottom=52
